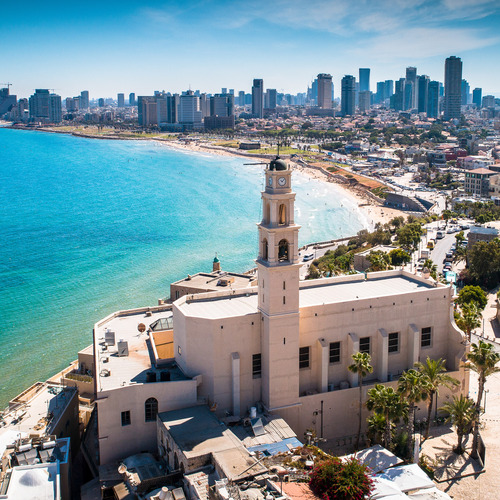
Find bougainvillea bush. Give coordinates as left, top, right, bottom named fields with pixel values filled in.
left=309, top=457, right=374, bottom=500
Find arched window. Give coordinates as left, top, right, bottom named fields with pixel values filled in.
left=279, top=204, right=286, bottom=225
left=145, top=397, right=158, bottom=422
left=262, top=239, right=268, bottom=260
left=278, top=239, right=289, bottom=262
left=265, top=203, right=271, bottom=224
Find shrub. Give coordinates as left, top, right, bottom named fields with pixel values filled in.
left=309, top=457, right=374, bottom=500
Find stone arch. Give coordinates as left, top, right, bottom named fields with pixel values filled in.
left=278, top=239, right=289, bottom=262
left=279, top=204, right=286, bottom=225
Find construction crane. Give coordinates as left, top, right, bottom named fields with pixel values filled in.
left=0, top=83, right=12, bottom=90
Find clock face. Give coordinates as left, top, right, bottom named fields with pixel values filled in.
left=278, top=177, right=286, bottom=187
left=268, top=177, right=272, bottom=187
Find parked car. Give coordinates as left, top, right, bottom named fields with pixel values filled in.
left=303, top=253, right=314, bottom=262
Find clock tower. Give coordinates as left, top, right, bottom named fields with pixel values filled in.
left=256, top=157, right=301, bottom=410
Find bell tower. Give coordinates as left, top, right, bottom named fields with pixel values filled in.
left=256, top=157, right=301, bottom=410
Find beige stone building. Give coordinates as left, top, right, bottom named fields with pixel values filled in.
left=93, top=157, right=468, bottom=465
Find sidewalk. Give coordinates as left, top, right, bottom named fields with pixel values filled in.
left=421, top=369, right=500, bottom=499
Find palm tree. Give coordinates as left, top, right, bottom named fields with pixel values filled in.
left=415, top=357, right=459, bottom=439
left=440, top=396, right=477, bottom=454
left=456, top=302, right=481, bottom=342
left=398, top=369, right=430, bottom=460
left=348, top=352, right=373, bottom=450
left=366, top=384, right=407, bottom=450
left=467, top=340, right=500, bottom=459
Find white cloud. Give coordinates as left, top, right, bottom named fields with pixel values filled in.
left=349, top=26, right=499, bottom=61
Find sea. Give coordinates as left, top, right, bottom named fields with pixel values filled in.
left=0, top=127, right=369, bottom=407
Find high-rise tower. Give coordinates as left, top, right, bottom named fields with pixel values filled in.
left=256, top=157, right=301, bottom=410
left=359, top=68, right=370, bottom=93
left=317, top=73, right=333, bottom=109
left=252, top=79, right=264, bottom=118
left=341, top=75, right=356, bottom=116
left=443, top=56, right=462, bottom=121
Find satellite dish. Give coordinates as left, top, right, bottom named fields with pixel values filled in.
left=138, top=323, right=146, bottom=333
left=118, top=464, right=127, bottom=474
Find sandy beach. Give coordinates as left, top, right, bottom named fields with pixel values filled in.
left=156, top=138, right=404, bottom=228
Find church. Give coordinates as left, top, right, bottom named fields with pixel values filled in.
left=92, top=157, right=468, bottom=465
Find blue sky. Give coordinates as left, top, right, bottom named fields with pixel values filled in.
left=2, top=0, right=500, bottom=99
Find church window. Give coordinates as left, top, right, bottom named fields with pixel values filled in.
left=279, top=204, right=286, bottom=225
left=265, top=203, right=270, bottom=224
left=262, top=239, right=268, bottom=260
left=121, top=410, right=131, bottom=426
left=388, top=332, right=399, bottom=353
left=252, top=354, right=262, bottom=378
left=145, top=397, right=158, bottom=422
left=359, top=337, right=370, bottom=354
left=299, top=346, right=310, bottom=369
left=278, top=239, right=289, bottom=262
left=283, top=296, right=286, bottom=304
left=421, top=327, right=432, bottom=348
left=329, top=342, right=341, bottom=363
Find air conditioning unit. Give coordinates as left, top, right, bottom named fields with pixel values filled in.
left=117, top=340, right=129, bottom=357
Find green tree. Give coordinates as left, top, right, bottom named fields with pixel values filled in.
left=367, top=250, right=391, bottom=272
left=348, top=352, right=374, bottom=450
left=397, top=223, right=423, bottom=251
left=467, top=341, right=500, bottom=459
left=366, top=384, right=407, bottom=449
left=456, top=302, right=481, bottom=342
left=389, top=248, right=411, bottom=267
left=440, top=396, right=477, bottom=454
left=398, top=370, right=430, bottom=460
left=309, top=457, right=374, bottom=500
left=457, top=285, right=488, bottom=311
left=415, top=357, right=459, bottom=439
left=468, top=239, right=500, bottom=288
left=455, top=230, right=465, bottom=245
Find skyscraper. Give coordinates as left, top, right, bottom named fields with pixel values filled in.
left=137, top=96, right=158, bottom=126
left=427, top=81, right=440, bottom=118
left=265, top=89, right=277, bottom=109
left=341, top=75, right=355, bottom=116
left=375, top=82, right=385, bottom=104
left=443, top=56, right=462, bottom=121
left=210, top=93, right=234, bottom=117
left=358, top=91, right=371, bottom=113
left=117, top=93, right=125, bottom=107
left=29, top=89, right=62, bottom=123
left=251, top=79, right=264, bottom=118
left=317, top=73, right=333, bottom=109
left=359, top=68, right=370, bottom=93
left=129, top=93, right=136, bottom=106
left=0, top=87, right=17, bottom=115
left=385, top=80, right=394, bottom=98
left=472, top=88, right=482, bottom=108
left=405, top=67, right=417, bottom=108
left=80, top=90, right=89, bottom=110
left=391, top=78, right=405, bottom=111
left=178, top=90, right=202, bottom=125
left=238, top=91, right=245, bottom=107
left=417, top=75, right=429, bottom=114
left=461, top=79, right=470, bottom=105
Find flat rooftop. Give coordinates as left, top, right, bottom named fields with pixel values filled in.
left=0, top=384, right=77, bottom=439
left=158, top=406, right=267, bottom=481
left=178, top=273, right=437, bottom=320
left=94, top=307, right=191, bottom=392
left=172, top=271, right=255, bottom=291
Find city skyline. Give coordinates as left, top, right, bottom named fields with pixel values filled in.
left=2, top=0, right=500, bottom=98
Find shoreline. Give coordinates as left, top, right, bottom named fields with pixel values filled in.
left=4, top=124, right=403, bottom=227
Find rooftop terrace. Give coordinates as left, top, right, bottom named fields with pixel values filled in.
left=177, top=271, right=441, bottom=320
left=94, top=306, right=191, bottom=392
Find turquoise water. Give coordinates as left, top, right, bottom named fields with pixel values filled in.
left=0, top=128, right=367, bottom=407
